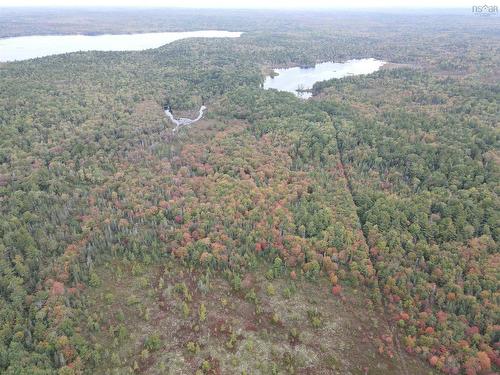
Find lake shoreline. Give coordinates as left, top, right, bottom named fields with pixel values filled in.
left=263, top=58, right=386, bottom=99
left=0, top=30, right=243, bottom=62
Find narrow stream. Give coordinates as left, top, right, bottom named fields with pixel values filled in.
left=165, top=105, right=206, bottom=132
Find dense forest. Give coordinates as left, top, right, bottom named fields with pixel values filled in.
left=0, top=8, right=498, bottom=375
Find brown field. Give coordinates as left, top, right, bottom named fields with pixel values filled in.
left=84, top=260, right=435, bottom=375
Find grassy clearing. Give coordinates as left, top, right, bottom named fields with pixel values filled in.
left=82, top=259, right=435, bottom=375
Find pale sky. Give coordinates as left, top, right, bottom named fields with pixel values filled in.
left=0, top=0, right=476, bottom=9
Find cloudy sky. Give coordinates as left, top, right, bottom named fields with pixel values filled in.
left=0, top=0, right=475, bottom=8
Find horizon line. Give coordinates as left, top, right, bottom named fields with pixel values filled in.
left=0, top=5, right=480, bottom=10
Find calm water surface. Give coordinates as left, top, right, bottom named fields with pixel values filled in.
left=0, top=30, right=242, bottom=62
left=264, top=58, right=386, bottom=99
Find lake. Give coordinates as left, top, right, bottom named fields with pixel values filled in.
left=263, top=58, right=386, bottom=99
left=0, top=30, right=243, bottom=62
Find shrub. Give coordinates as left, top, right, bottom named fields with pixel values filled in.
left=144, top=334, right=162, bottom=351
